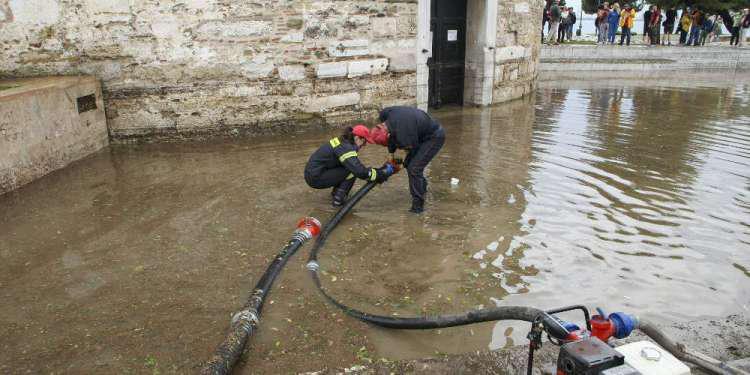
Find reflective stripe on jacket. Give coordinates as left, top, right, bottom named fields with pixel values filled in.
left=305, top=137, right=378, bottom=181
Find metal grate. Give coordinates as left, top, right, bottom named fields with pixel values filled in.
left=76, top=94, right=97, bottom=113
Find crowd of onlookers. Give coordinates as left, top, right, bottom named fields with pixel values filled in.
left=542, top=0, right=750, bottom=47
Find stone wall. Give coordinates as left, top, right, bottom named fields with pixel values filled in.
left=0, top=0, right=541, bottom=140
left=539, top=45, right=750, bottom=80
left=0, top=76, right=109, bottom=195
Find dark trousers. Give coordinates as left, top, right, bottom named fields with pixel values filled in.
left=679, top=29, right=688, bottom=44
left=305, top=167, right=350, bottom=189
left=558, top=23, right=567, bottom=42
left=688, top=26, right=700, bottom=45
left=619, top=27, right=631, bottom=45
left=650, top=26, right=660, bottom=44
left=405, top=127, right=445, bottom=207
left=731, top=26, right=741, bottom=45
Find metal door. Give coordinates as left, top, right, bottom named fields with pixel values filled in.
left=428, top=0, right=467, bottom=108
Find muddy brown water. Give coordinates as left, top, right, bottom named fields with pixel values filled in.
left=2, top=78, right=749, bottom=374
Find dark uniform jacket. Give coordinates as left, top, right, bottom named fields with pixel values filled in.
left=379, top=106, right=440, bottom=154
left=305, top=136, right=379, bottom=182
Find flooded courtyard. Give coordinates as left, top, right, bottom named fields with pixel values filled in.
left=2, top=77, right=750, bottom=374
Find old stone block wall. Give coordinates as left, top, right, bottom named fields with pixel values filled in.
left=0, top=0, right=540, bottom=140
left=493, top=0, right=543, bottom=104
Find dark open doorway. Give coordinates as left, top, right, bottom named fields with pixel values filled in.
left=428, top=0, right=467, bottom=109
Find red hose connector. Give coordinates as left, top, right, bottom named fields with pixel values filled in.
left=294, top=217, right=321, bottom=241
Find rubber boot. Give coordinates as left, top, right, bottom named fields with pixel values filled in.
left=331, top=178, right=355, bottom=207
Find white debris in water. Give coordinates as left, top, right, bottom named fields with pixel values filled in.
left=491, top=255, right=503, bottom=269
left=498, top=236, right=504, bottom=242
left=479, top=262, right=487, bottom=269
left=451, top=177, right=459, bottom=186
left=486, top=241, right=499, bottom=252
left=491, top=273, right=503, bottom=279
left=508, top=194, right=516, bottom=204
left=472, top=249, right=487, bottom=260
left=489, top=297, right=503, bottom=307
left=345, top=366, right=366, bottom=373
left=476, top=304, right=485, bottom=310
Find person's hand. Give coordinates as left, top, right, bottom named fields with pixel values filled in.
left=386, top=158, right=402, bottom=174
left=375, top=163, right=394, bottom=183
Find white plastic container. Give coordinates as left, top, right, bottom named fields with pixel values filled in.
left=615, top=341, right=691, bottom=375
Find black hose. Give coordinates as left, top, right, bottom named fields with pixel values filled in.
left=306, top=182, right=566, bottom=337
left=202, top=234, right=309, bottom=375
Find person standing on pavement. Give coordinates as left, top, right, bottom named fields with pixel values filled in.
left=679, top=8, right=692, bottom=45
left=688, top=9, right=702, bottom=46
left=567, top=7, right=577, bottom=41
left=369, top=107, right=446, bottom=214
left=597, top=5, right=610, bottom=45
left=558, top=6, right=570, bottom=43
left=548, top=0, right=562, bottom=45
left=663, top=7, right=677, bottom=45
left=731, top=10, right=744, bottom=46
left=742, top=9, right=750, bottom=46
left=700, top=14, right=713, bottom=45
left=643, top=6, right=654, bottom=44
left=619, top=4, right=636, bottom=46
left=649, top=6, right=662, bottom=45
left=607, top=3, right=621, bottom=44
left=304, top=126, right=395, bottom=207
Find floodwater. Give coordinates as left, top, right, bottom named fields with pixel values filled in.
left=2, top=77, right=750, bottom=374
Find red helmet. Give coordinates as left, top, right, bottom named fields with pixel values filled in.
left=369, top=124, right=389, bottom=146
left=351, top=124, right=374, bottom=144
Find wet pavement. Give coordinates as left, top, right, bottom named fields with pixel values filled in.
left=1, top=77, right=749, bottom=374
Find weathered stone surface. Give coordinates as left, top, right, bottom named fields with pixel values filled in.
left=195, top=21, right=273, bottom=40
left=514, top=2, right=530, bottom=13
left=348, top=58, right=388, bottom=78
left=316, top=62, right=348, bottom=78
left=281, top=32, right=304, bottom=43
left=0, top=0, right=539, bottom=139
left=278, top=65, right=306, bottom=81
left=305, top=93, right=360, bottom=113
left=495, top=46, right=530, bottom=63
left=372, top=17, right=398, bottom=37
left=327, top=39, right=369, bottom=57
left=9, top=0, right=60, bottom=24
left=0, top=76, right=109, bottom=195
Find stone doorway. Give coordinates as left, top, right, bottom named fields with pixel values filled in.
left=416, top=0, right=498, bottom=109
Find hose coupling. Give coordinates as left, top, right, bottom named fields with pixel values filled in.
left=232, top=308, right=260, bottom=326
left=306, top=261, right=320, bottom=272
left=293, top=217, right=321, bottom=243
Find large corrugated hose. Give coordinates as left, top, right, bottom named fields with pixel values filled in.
left=202, top=226, right=317, bottom=375
left=305, top=181, right=567, bottom=336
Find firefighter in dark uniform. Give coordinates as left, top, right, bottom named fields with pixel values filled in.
left=304, top=125, right=395, bottom=206
left=370, top=106, right=445, bottom=214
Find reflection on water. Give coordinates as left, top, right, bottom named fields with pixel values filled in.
left=1, top=78, right=749, bottom=372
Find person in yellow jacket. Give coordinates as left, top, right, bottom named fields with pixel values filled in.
left=618, top=4, right=636, bottom=45
left=679, top=9, right=692, bottom=44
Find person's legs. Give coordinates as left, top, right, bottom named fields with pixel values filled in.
left=620, top=27, right=626, bottom=45
left=306, top=167, right=353, bottom=206
left=567, top=23, right=574, bottom=40
left=625, top=27, right=631, bottom=45
left=729, top=27, right=740, bottom=46
left=608, top=24, right=616, bottom=43
left=405, top=128, right=445, bottom=213
left=598, top=23, right=608, bottom=44
left=548, top=21, right=559, bottom=43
